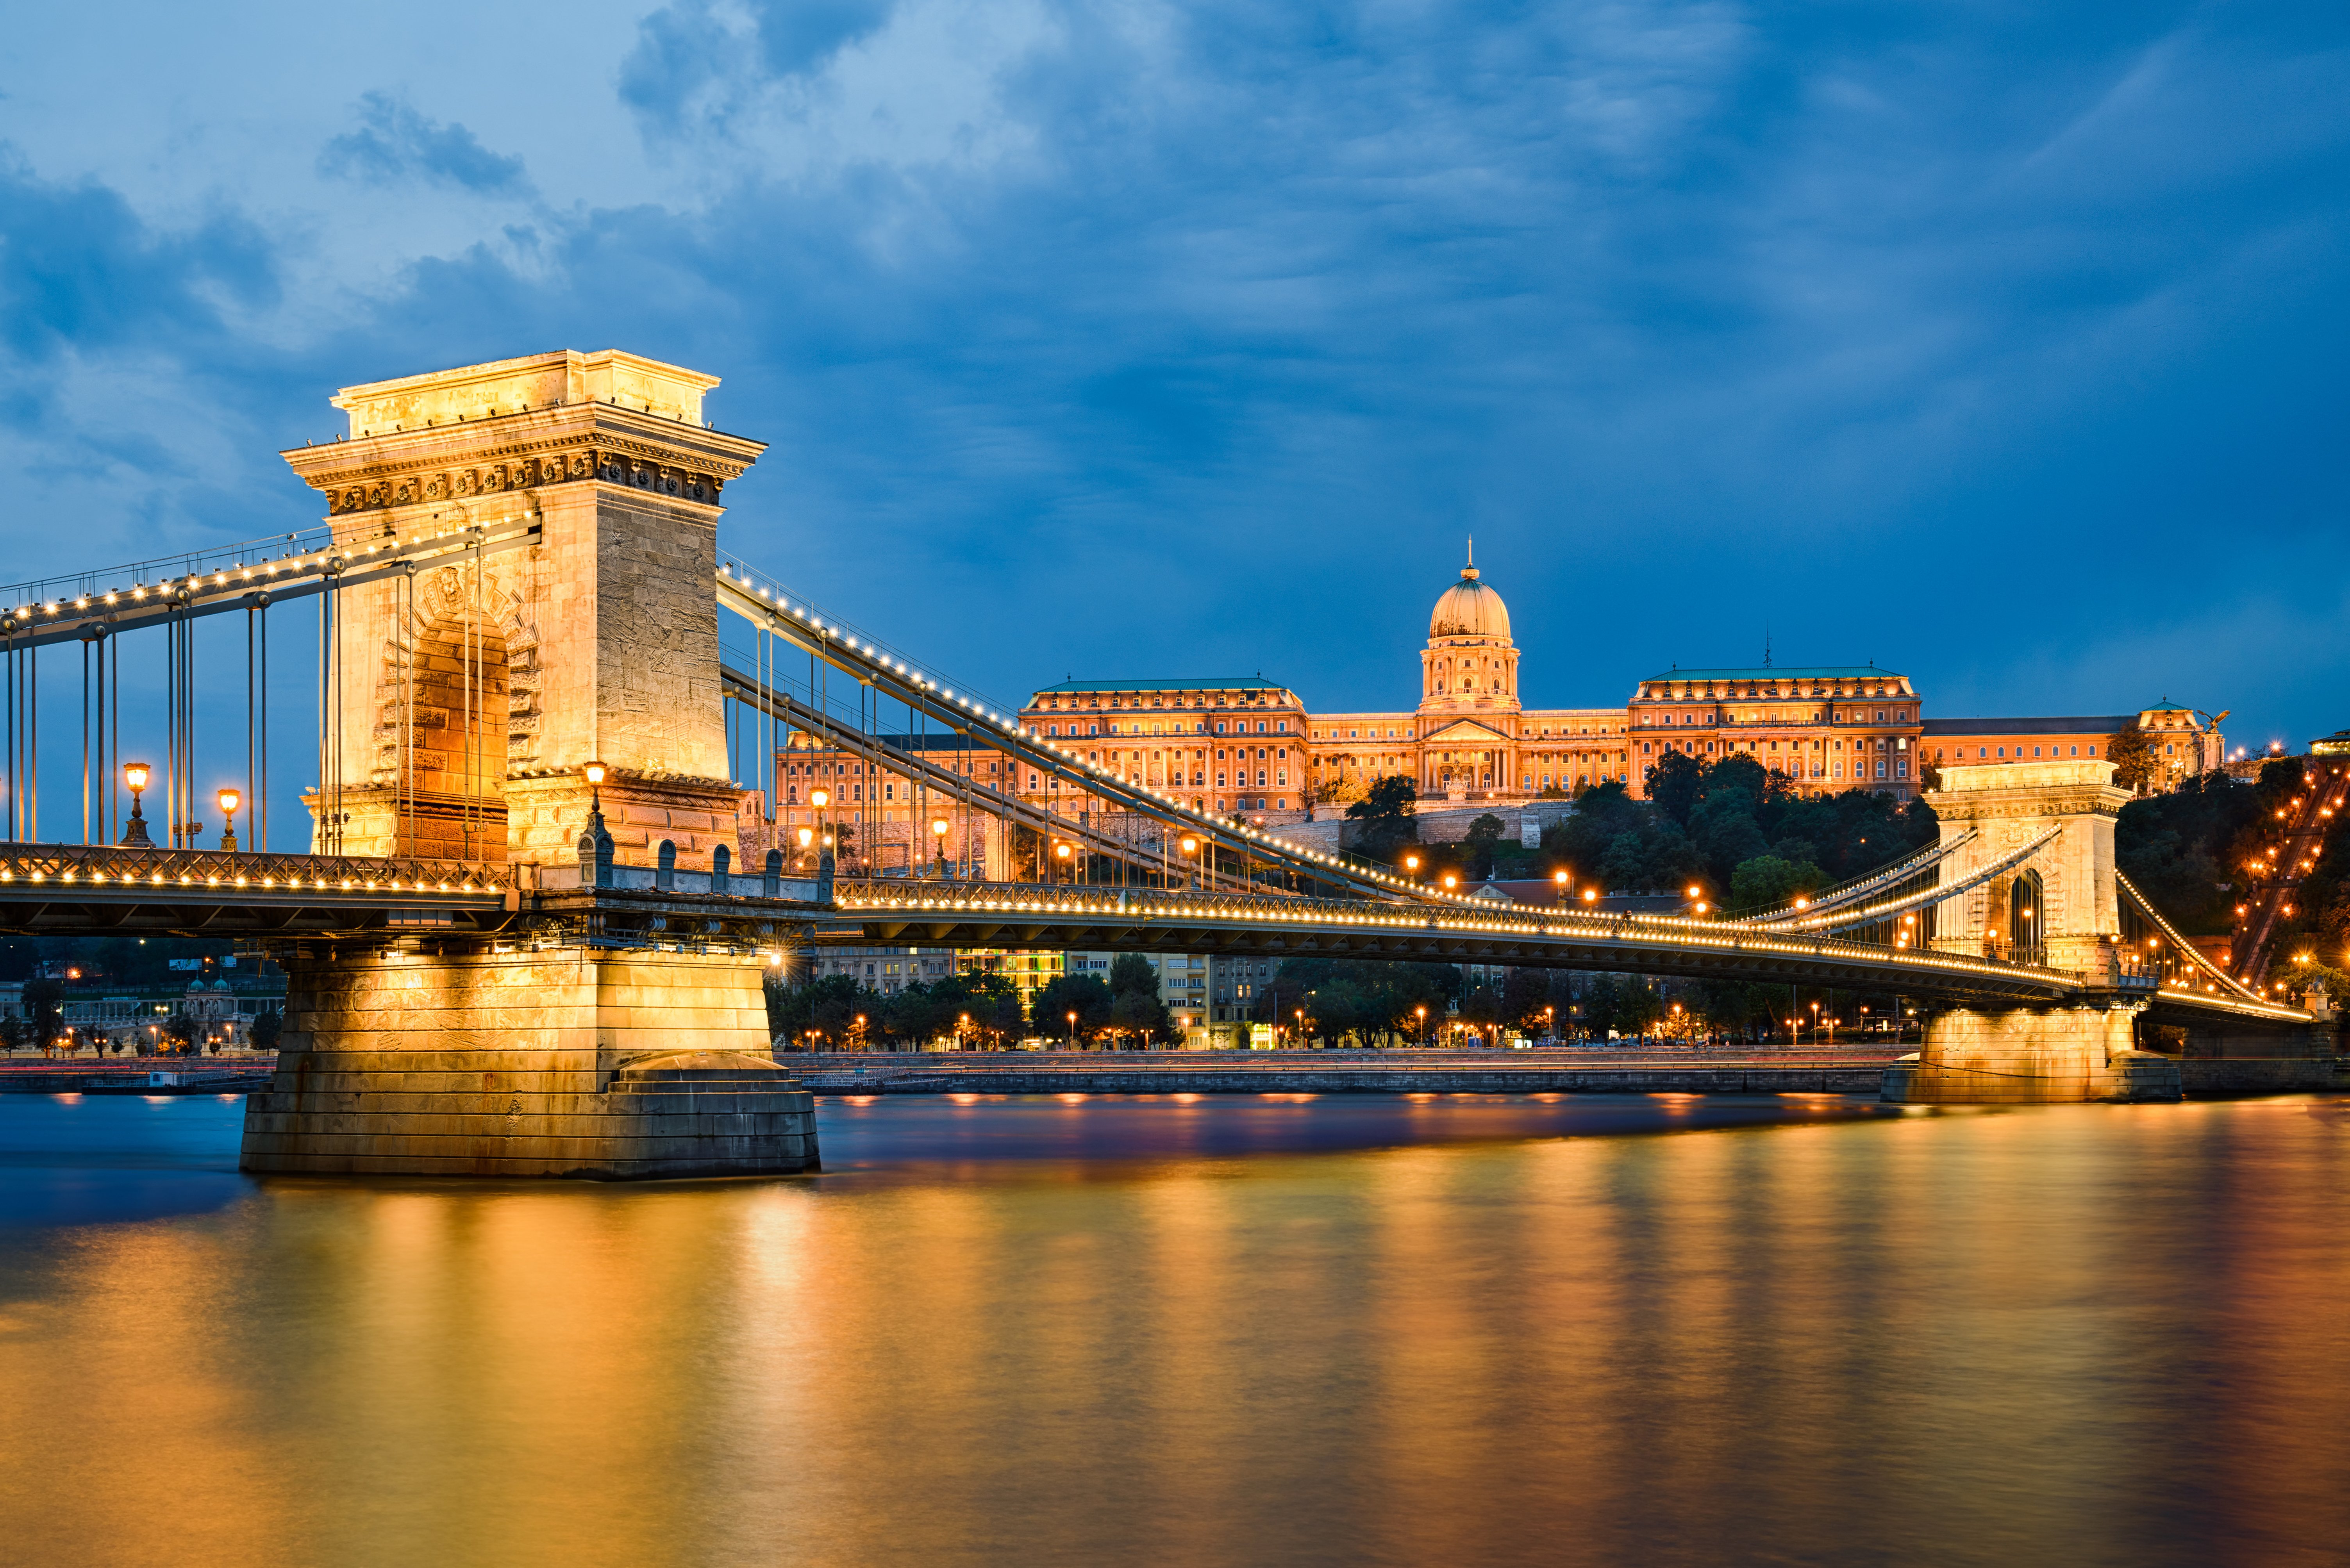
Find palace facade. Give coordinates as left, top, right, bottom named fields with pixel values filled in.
left=764, top=553, right=2226, bottom=865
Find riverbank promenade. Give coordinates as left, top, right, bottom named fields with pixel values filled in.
left=793, top=1046, right=1905, bottom=1095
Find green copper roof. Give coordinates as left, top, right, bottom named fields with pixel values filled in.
left=1032, top=678, right=1289, bottom=696
left=1636, top=665, right=1905, bottom=684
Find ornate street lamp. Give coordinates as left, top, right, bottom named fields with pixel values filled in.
left=217, top=788, right=242, bottom=852
left=120, top=762, right=154, bottom=847
left=809, top=787, right=831, bottom=872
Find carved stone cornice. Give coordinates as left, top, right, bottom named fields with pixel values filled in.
left=1927, top=790, right=2128, bottom=823
left=282, top=403, right=767, bottom=518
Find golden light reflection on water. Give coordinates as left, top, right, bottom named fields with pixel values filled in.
left=7, top=1102, right=2350, bottom=1566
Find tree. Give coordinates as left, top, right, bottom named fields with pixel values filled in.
left=1502, top=967, right=1553, bottom=1035
left=1730, top=854, right=1826, bottom=912
left=1346, top=775, right=1421, bottom=863
left=1032, top=972, right=1116, bottom=1046
left=767, top=973, right=864, bottom=1049
left=250, top=1004, right=283, bottom=1052
left=1105, top=954, right=1175, bottom=1047
left=1690, top=787, right=1770, bottom=886
left=162, top=1010, right=198, bottom=1054
left=1647, top=750, right=1704, bottom=826
left=989, top=990, right=1027, bottom=1048
left=22, top=978, right=63, bottom=1052
left=1462, top=813, right=1508, bottom=880
left=2108, top=721, right=2156, bottom=793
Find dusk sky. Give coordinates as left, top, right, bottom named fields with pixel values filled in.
left=5, top=2, right=2345, bottom=756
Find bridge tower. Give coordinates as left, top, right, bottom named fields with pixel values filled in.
left=241, top=353, right=815, bottom=1179
left=1886, top=759, right=2176, bottom=1103
left=282, top=350, right=767, bottom=869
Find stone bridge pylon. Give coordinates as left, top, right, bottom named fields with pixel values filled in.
left=286, top=349, right=766, bottom=870
left=241, top=352, right=817, bottom=1178
left=1884, top=759, right=2178, bottom=1104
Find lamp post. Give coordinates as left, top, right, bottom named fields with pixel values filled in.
left=217, top=788, right=242, bottom=852
left=1054, top=840, right=1073, bottom=885
left=1181, top=835, right=1200, bottom=890
left=933, top=816, right=950, bottom=877
left=1416, top=1003, right=1428, bottom=1047
left=809, top=788, right=831, bottom=877
left=120, top=762, right=154, bottom=847
left=1066, top=1009, right=1079, bottom=1051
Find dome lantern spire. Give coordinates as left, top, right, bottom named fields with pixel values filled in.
left=1426, top=548, right=1510, bottom=641
left=1464, top=535, right=1476, bottom=579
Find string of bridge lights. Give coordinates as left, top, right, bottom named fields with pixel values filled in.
left=3, top=521, right=530, bottom=631
left=718, top=561, right=1440, bottom=900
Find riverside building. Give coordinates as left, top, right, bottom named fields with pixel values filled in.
left=771, top=551, right=2228, bottom=857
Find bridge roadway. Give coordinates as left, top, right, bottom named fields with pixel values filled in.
left=0, top=847, right=2307, bottom=1030
left=831, top=878, right=2120, bottom=1009
left=0, top=843, right=824, bottom=958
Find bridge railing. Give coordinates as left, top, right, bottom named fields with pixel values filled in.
left=830, top=877, right=2089, bottom=984
left=0, top=842, right=511, bottom=895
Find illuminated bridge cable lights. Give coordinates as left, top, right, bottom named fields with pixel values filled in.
left=721, top=568, right=1422, bottom=903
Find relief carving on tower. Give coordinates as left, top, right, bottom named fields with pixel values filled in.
left=312, top=443, right=731, bottom=515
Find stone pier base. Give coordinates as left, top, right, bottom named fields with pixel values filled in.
left=1880, top=1006, right=2181, bottom=1105
left=240, top=946, right=816, bottom=1178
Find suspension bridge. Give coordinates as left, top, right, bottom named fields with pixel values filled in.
left=0, top=350, right=2327, bottom=1176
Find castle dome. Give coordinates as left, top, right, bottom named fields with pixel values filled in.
left=1428, top=548, right=1510, bottom=641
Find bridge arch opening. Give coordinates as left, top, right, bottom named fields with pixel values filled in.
left=2007, top=868, right=2043, bottom=965
left=397, top=607, right=511, bottom=862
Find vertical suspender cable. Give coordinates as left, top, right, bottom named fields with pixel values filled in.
left=246, top=603, right=256, bottom=853
left=317, top=580, right=327, bottom=853
left=402, top=569, right=413, bottom=856
left=257, top=595, right=268, bottom=853
left=80, top=634, right=89, bottom=845
left=334, top=564, right=344, bottom=855
left=28, top=637, right=38, bottom=843
left=6, top=633, right=15, bottom=842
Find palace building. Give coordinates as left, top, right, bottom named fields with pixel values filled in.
left=765, top=552, right=2226, bottom=871
left=1627, top=665, right=1925, bottom=796
left=1003, top=553, right=1948, bottom=819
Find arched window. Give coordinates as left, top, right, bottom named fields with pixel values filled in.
left=2009, top=869, right=2043, bottom=961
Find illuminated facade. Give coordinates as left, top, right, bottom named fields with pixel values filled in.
left=1628, top=665, right=1925, bottom=799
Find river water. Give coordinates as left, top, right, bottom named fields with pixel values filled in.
left=5, top=1090, right=2349, bottom=1567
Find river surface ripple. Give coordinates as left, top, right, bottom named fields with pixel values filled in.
left=4, top=1090, right=2349, bottom=1567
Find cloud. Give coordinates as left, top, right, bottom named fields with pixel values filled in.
left=620, top=0, right=898, bottom=136
left=0, top=1, right=2347, bottom=754
left=0, top=149, right=277, bottom=364
left=317, top=93, right=534, bottom=196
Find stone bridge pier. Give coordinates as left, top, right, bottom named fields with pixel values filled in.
left=242, top=351, right=816, bottom=1177
left=1884, top=760, right=2179, bottom=1104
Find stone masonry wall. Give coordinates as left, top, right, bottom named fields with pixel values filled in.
left=240, top=945, right=814, bottom=1177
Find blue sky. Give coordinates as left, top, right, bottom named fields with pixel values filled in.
left=3, top=0, right=2345, bottom=765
